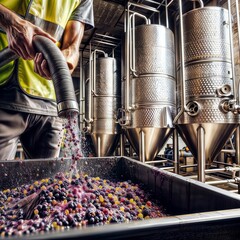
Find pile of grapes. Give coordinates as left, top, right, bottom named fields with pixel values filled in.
left=0, top=172, right=165, bottom=237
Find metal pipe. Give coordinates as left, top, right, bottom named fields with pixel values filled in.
left=236, top=0, right=240, bottom=104
left=236, top=127, right=240, bottom=169
left=167, top=0, right=175, bottom=7
left=122, top=2, right=159, bottom=123
left=230, top=189, right=239, bottom=193
left=95, top=33, right=120, bottom=41
left=88, top=44, right=93, bottom=125
left=143, top=0, right=161, bottom=5
left=79, top=51, right=83, bottom=130
left=221, top=149, right=236, bottom=153
left=173, top=0, right=187, bottom=123
left=92, top=40, right=118, bottom=47
left=161, top=167, right=175, bottom=171
left=206, top=179, right=236, bottom=185
left=84, top=78, right=92, bottom=125
left=129, top=12, right=150, bottom=78
left=205, top=168, right=227, bottom=173
left=229, top=137, right=235, bottom=149
left=158, top=156, right=175, bottom=162
left=125, top=4, right=131, bottom=112
left=146, top=159, right=169, bottom=164
left=212, top=161, right=234, bottom=166
left=227, top=0, right=237, bottom=103
left=92, top=49, right=107, bottom=94
left=85, top=49, right=107, bottom=127
left=129, top=145, right=134, bottom=157
left=180, top=164, right=198, bottom=168
left=191, top=0, right=204, bottom=8
left=129, top=2, right=160, bottom=13
left=197, top=125, right=206, bottom=182
left=165, top=0, right=169, bottom=28
left=225, top=166, right=240, bottom=172
left=112, top=49, right=115, bottom=58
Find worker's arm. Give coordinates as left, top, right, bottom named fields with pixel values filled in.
left=34, top=20, right=85, bottom=79
left=0, top=4, right=56, bottom=60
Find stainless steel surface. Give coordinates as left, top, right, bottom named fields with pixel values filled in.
left=236, top=0, right=240, bottom=104
left=173, top=0, right=186, bottom=124
left=176, top=6, right=239, bottom=165
left=184, top=7, right=230, bottom=63
left=227, top=0, right=237, bottom=101
left=1, top=157, right=240, bottom=239
left=236, top=127, right=240, bottom=167
left=134, top=25, right=175, bottom=76
left=122, top=17, right=176, bottom=161
left=194, top=0, right=204, bottom=7
left=84, top=64, right=91, bottom=127
left=197, top=125, right=206, bottom=182
left=176, top=123, right=238, bottom=164
left=173, top=129, right=180, bottom=174
left=88, top=56, right=121, bottom=156
left=57, top=101, right=79, bottom=118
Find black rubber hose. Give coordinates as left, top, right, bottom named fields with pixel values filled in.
left=0, top=47, right=18, bottom=65
left=0, top=35, right=79, bottom=118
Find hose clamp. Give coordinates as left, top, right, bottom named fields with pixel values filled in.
left=57, top=101, right=79, bottom=118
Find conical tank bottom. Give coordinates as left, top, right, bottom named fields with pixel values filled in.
left=91, top=133, right=120, bottom=157
left=125, top=127, right=173, bottom=162
left=176, top=123, right=238, bottom=165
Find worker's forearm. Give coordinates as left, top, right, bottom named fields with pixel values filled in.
left=61, top=45, right=80, bottom=72
left=61, top=20, right=85, bottom=73
left=0, top=4, right=56, bottom=60
left=0, top=4, right=20, bottom=31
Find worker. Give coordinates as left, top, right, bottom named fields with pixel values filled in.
left=0, top=0, right=94, bottom=160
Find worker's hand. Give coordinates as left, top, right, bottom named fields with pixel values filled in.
left=34, top=53, right=51, bottom=80
left=34, top=50, right=74, bottom=80
left=5, top=18, right=56, bottom=60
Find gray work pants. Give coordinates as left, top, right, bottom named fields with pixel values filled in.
left=0, top=109, right=63, bottom=160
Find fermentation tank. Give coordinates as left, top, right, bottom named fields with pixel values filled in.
left=176, top=7, right=239, bottom=167
left=85, top=53, right=121, bottom=157
left=121, top=14, right=176, bottom=162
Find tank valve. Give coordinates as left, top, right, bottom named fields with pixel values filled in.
left=186, top=101, right=200, bottom=116
left=83, top=118, right=93, bottom=133
left=216, top=84, right=232, bottom=97
left=83, top=126, right=91, bottom=133
left=118, top=109, right=131, bottom=126
left=220, top=99, right=240, bottom=114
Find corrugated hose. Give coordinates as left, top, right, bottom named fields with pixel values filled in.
left=0, top=35, right=79, bottom=118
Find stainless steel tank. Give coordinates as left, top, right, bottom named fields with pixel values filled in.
left=176, top=7, right=239, bottom=166
left=90, top=56, right=121, bottom=157
left=124, top=24, right=176, bottom=162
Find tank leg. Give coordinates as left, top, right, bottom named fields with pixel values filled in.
left=139, top=130, right=145, bottom=163
left=197, top=125, right=206, bottom=182
left=97, top=136, right=101, bottom=157
left=120, top=133, right=125, bottom=156
left=236, top=126, right=240, bottom=176
left=173, top=129, right=180, bottom=174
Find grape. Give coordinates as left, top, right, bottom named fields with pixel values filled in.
left=0, top=172, right=165, bottom=236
